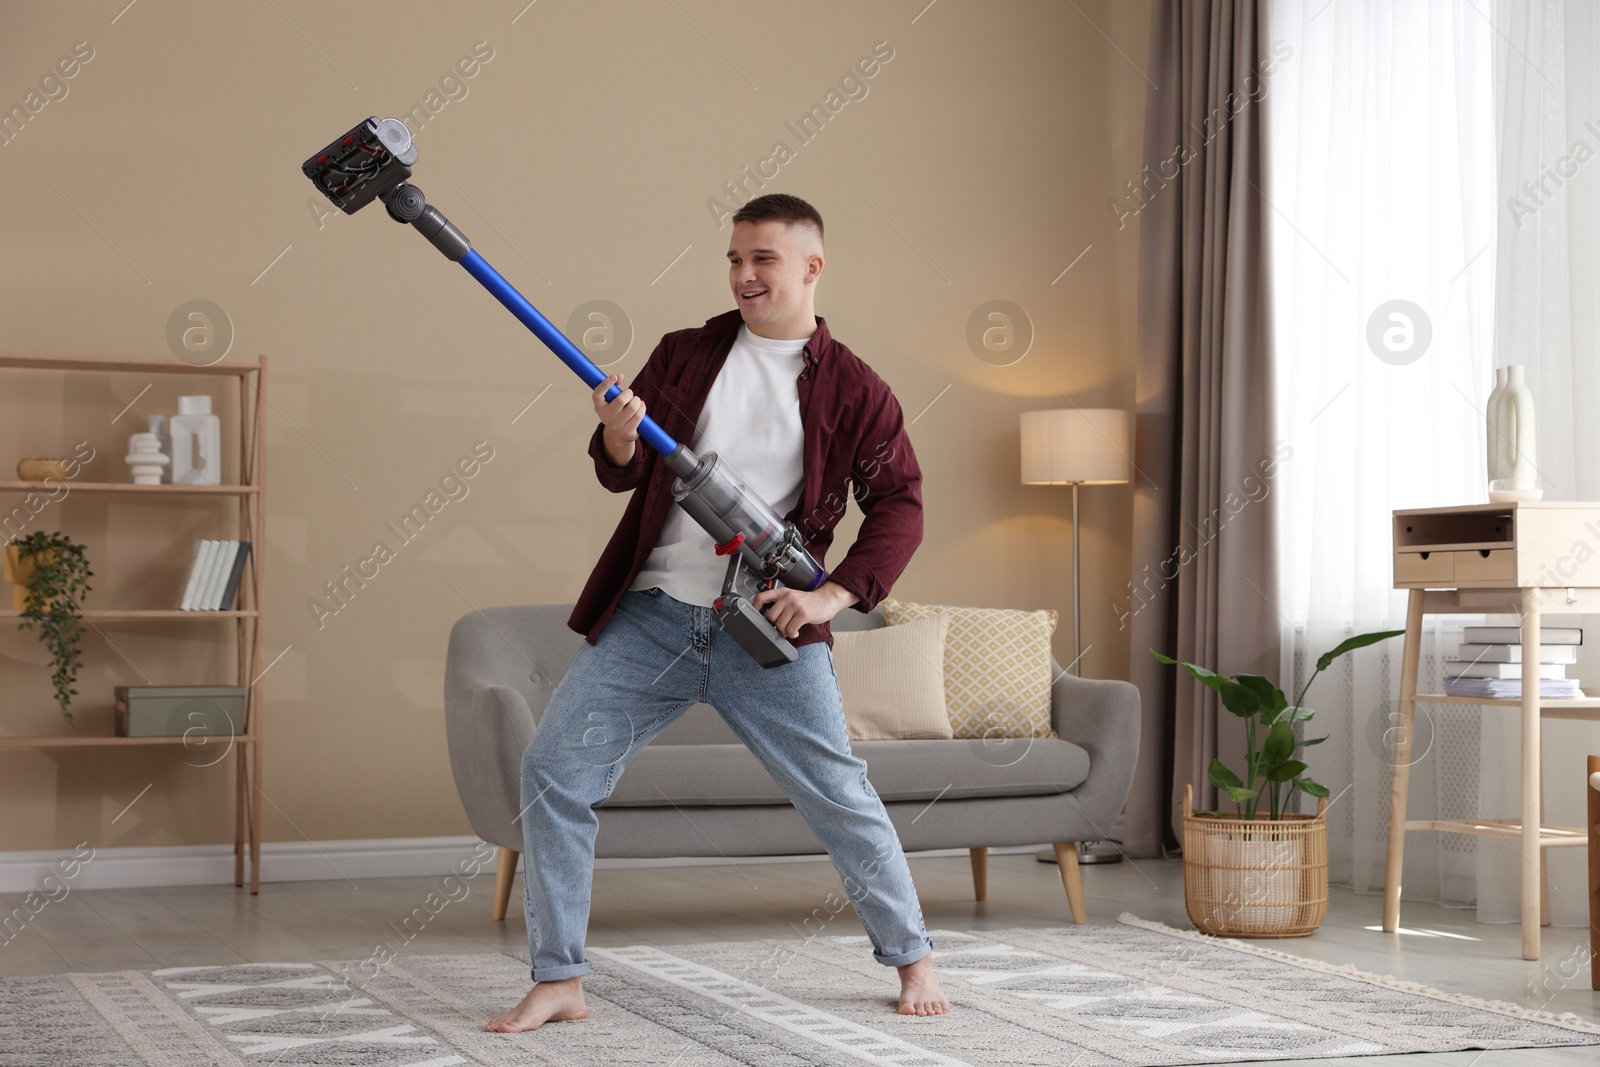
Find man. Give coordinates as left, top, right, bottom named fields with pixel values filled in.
left=485, top=193, right=948, bottom=1033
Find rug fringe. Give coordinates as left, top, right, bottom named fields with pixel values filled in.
left=1115, top=912, right=1600, bottom=1035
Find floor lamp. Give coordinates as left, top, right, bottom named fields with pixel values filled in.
left=1021, top=408, right=1132, bottom=864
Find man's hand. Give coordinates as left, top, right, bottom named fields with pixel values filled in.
left=751, top=580, right=859, bottom=639
left=593, top=372, right=645, bottom=466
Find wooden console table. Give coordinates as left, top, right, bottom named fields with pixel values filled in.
left=1385, top=502, right=1600, bottom=960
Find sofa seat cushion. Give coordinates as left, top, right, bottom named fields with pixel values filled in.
left=598, top=737, right=1090, bottom=808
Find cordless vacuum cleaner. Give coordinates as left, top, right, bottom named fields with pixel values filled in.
left=302, top=117, right=827, bottom=668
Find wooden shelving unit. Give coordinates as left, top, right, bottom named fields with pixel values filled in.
left=0, top=352, right=267, bottom=893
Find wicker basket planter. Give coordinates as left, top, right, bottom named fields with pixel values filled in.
left=1181, top=783, right=1329, bottom=937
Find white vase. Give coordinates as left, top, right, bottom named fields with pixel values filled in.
left=1488, top=364, right=1542, bottom=502
left=1486, top=366, right=1510, bottom=485
left=170, top=395, right=222, bottom=486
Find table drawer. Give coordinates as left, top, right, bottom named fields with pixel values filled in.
left=1394, top=550, right=1454, bottom=585
left=1454, top=547, right=1515, bottom=584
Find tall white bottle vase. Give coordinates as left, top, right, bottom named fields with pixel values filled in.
left=1505, top=365, right=1539, bottom=494
left=1488, top=364, right=1543, bottom=502
left=170, top=395, right=222, bottom=486
left=1485, top=366, right=1510, bottom=484
left=1497, top=368, right=1521, bottom=482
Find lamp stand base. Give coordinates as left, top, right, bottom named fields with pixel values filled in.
left=1035, top=842, right=1123, bottom=865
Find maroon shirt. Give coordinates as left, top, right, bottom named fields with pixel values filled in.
left=569, top=309, right=923, bottom=651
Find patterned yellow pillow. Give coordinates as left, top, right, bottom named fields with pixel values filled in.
left=879, top=598, right=1058, bottom=739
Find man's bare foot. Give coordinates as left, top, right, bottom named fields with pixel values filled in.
left=896, top=955, right=950, bottom=1016
left=483, top=977, right=589, bottom=1032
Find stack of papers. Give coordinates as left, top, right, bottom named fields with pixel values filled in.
left=1442, top=676, right=1584, bottom=699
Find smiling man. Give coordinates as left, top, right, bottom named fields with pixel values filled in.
left=484, top=194, right=948, bottom=1033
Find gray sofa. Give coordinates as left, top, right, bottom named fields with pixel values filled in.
left=443, top=603, right=1140, bottom=924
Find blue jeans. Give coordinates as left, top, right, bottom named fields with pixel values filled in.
left=519, top=587, right=934, bottom=982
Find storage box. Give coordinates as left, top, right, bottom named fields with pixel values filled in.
left=113, top=686, right=245, bottom=737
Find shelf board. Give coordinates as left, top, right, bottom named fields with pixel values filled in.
left=0, top=480, right=258, bottom=494
left=0, top=609, right=257, bottom=619
left=1402, top=817, right=1588, bottom=847
left=1394, top=541, right=1513, bottom=553
left=1409, top=692, right=1600, bottom=721
left=1411, top=690, right=1600, bottom=708
left=0, top=353, right=259, bottom=375
left=0, top=733, right=256, bottom=749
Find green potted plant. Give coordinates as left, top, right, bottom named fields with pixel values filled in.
left=1153, top=628, right=1402, bottom=937
left=7, top=531, right=94, bottom=726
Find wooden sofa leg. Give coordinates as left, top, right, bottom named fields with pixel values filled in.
left=1051, top=842, right=1087, bottom=924
left=969, top=847, right=988, bottom=901
left=493, top=847, right=519, bottom=922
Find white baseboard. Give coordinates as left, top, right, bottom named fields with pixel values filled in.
left=0, top=836, right=498, bottom=893
left=0, top=839, right=1046, bottom=894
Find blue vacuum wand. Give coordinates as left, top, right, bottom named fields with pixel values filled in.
left=302, top=117, right=828, bottom=668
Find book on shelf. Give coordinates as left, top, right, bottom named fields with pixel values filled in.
left=1442, top=676, right=1584, bottom=699
left=1453, top=642, right=1577, bottom=664
left=1442, top=661, right=1569, bottom=680
left=218, top=542, right=251, bottom=610
left=203, top=542, right=239, bottom=610
left=181, top=540, right=212, bottom=610
left=178, top=540, right=251, bottom=610
left=178, top=540, right=214, bottom=611
left=1460, top=625, right=1583, bottom=645
left=195, top=540, right=230, bottom=610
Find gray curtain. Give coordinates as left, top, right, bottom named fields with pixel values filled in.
left=1122, top=0, right=1280, bottom=857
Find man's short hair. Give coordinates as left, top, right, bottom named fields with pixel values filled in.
left=731, top=194, right=824, bottom=243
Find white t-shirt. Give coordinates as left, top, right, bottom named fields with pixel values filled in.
left=629, top=325, right=808, bottom=605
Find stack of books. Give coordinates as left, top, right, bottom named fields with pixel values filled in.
left=179, top=540, right=252, bottom=611
left=1443, top=625, right=1583, bottom=698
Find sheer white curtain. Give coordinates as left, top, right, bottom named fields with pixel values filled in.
left=1265, top=0, right=1495, bottom=911
left=1478, top=0, right=1600, bottom=927
left=1268, top=0, right=1600, bottom=927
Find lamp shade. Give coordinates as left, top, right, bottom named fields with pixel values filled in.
left=1020, top=408, right=1132, bottom=485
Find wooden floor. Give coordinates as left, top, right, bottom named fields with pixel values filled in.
left=2, top=850, right=1596, bottom=1066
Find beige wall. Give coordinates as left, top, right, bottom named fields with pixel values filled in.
left=0, top=0, right=1149, bottom=853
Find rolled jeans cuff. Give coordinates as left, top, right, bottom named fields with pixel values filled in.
left=530, top=960, right=590, bottom=982
left=874, top=939, right=933, bottom=968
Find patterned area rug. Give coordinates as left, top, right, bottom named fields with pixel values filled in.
left=4, top=914, right=1598, bottom=1066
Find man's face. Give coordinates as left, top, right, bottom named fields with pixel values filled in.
left=727, top=219, right=823, bottom=337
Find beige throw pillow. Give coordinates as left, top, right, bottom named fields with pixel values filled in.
left=830, top=615, right=952, bottom=741
left=880, top=599, right=1057, bottom=740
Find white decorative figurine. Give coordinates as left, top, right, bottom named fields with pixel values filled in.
left=125, top=432, right=171, bottom=485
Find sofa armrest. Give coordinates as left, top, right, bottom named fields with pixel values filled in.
left=444, top=683, right=538, bottom=852
left=1049, top=671, right=1141, bottom=839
